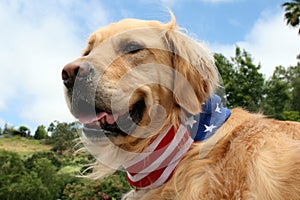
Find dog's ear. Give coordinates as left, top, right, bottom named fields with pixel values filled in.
left=165, top=30, right=218, bottom=115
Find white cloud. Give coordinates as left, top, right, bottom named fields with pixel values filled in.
left=0, top=118, right=5, bottom=129
left=200, top=0, right=237, bottom=3
left=0, top=1, right=109, bottom=127
left=161, top=0, right=238, bottom=5
left=210, top=10, right=300, bottom=78
left=161, top=0, right=241, bottom=6
left=160, top=0, right=176, bottom=5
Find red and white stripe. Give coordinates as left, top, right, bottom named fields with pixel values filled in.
left=123, top=124, right=193, bottom=189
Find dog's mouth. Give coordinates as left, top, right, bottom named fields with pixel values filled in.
left=78, top=99, right=146, bottom=137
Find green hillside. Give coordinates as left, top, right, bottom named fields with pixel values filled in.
left=0, top=136, right=52, bottom=158
left=0, top=121, right=130, bottom=200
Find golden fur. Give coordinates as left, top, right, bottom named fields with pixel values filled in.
left=64, top=14, right=300, bottom=199
left=134, top=108, right=300, bottom=200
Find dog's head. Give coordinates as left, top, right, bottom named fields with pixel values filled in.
left=62, top=14, right=218, bottom=171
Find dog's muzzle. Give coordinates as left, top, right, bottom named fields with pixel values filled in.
left=62, top=61, right=146, bottom=137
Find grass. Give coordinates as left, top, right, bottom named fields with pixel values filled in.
left=0, top=135, right=52, bottom=158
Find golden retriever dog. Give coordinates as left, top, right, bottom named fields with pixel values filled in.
left=62, top=13, right=300, bottom=199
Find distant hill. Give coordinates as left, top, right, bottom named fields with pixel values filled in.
left=0, top=135, right=51, bottom=158
left=0, top=134, right=131, bottom=200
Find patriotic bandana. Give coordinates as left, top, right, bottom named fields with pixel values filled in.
left=124, top=94, right=231, bottom=189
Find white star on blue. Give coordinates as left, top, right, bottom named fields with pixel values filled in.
left=204, top=124, right=217, bottom=133
left=215, top=103, right=221, bottom=113
left=188, top=95, right=231, bottom=141
left=185, top=116, right=197, bottom=128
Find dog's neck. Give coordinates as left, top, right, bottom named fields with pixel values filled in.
left=124, top=95, right=231, bottom=189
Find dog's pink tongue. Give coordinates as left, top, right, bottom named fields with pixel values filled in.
left=78, top=115, right=98, bottom=124
left=79, top=112, right=118, bottom=124
left=103, top=113, right=118, bottom=125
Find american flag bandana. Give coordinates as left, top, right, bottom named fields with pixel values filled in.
left=124, top=95, right=231, bottom=189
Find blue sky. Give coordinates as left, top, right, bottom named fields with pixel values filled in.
left=0, top=0, right=299, bottom=132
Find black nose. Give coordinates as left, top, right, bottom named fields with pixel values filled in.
left=62, top=62, right=91, bottom=89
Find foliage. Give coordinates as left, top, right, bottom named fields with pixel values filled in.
left=46, top=121, right=81, bottom=154
left=214, top=46, right=300, bottom=121
left=0, top=150, right=54, bottom=200
left=215, top=47, right=264, bottom=112
left=30, top=157, right=66, bottom=199
left=19, top=126, right=31, bottom=136
left=262, top=63, right=300, bottom=120
left=286, top=62, right=300, bottom=112
left=0, top=118, right=133, bottom=200
left=34, top=125, right=48, bottom=140
left=281, top=111, right=300, bottom=122
left=231, top=47, right=265, bottom=112
left=0, top=149, right=82, bottom=200
left=24, top=151, right=62, bottom=169
left=2, top=124, right=30, bottom=137
left=0, top=142, right=130, bottom=200
left=282, top=0, right=300, bottom=34
left=262, top=66, right=291, bottom=119
left=62, top=171, right=131, bottom=200
left=0, top=150, right=26, bottom=177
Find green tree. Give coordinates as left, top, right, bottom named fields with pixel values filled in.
left=31, top=157, right=63, bottom=199
left=3, top=124, right=21, bottom=136
left=47, top=121, right=80, bottom=154
left=0, top=150, right=50, bottom=200
left=34, top=125, right=48, bottom=140
left=0, top=150, right=73, bottom=200
left=281, top=111, right=300, bottom=121
left=286, top=63, right=300, bottom=113
left=232, top=47, right=265, bottom=112
left=19, top=126, right=30, bottom=136
left=25, top=151, right=62, bottom=170
left=282, top=0, right=300, bottom=34
left=214, top=47, right=265, bottom=112
left=214, top=53, right=236, bottom=105
left=10, top=172, right=50, bottom=200
left=262, top=66, right=291, bottom=119
left=0, top=150, right=26, bottom=178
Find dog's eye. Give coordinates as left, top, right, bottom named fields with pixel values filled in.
left=82, top=46, right=92, bottom=56
left=82, top=50, right=90, bottom=56
left=122, top=42, right=144, bottom=54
